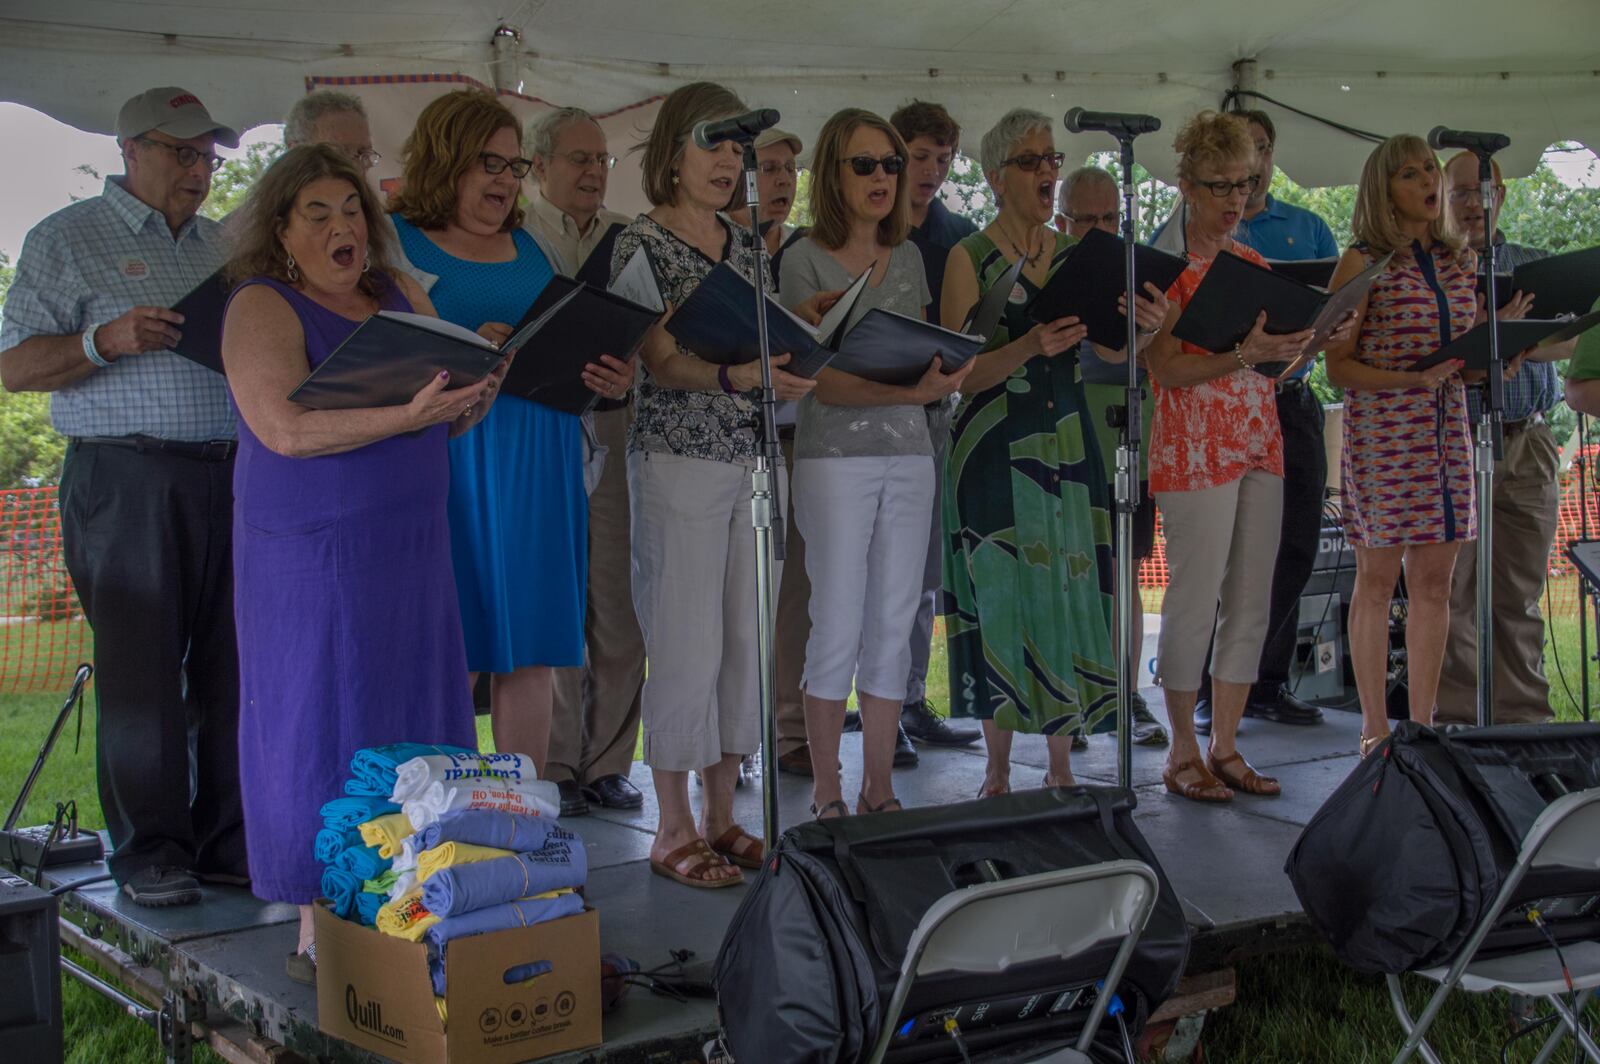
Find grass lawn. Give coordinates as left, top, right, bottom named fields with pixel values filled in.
left=1, top=604, right=1595, bottom=1062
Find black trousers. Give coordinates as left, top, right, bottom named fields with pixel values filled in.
left=1198, top=384, right=1328, bottom=702
left=58, top=440, right=244, bottom=884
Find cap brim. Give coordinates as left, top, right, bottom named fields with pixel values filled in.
left=155, top=116, right=240, bottom=149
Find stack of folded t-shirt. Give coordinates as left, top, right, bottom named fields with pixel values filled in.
left=373, top=807, right=588, bottom=1020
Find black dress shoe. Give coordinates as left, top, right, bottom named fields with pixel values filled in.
left=555, top=778, right=590, bottom=817
left=121, top=866, right=200, bottom=908
left=1244, top=686, right=1324, bottom=726
left=900, top=699, right=981, bottom=747
left=582, top=774, right=644, bottom=810
left=1193, top=698, right=1213, bottom=737
left=196, top=870, right=251, bottom=888
left=894, top=725, right=919, bottom=768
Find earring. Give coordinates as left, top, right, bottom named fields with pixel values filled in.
left=671, top=171, right=680, bottom=187
left=361, top=250, right=371, bottom=274
left=285, top=253, right=299, bottom=283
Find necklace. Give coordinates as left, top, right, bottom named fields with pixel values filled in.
left=995, top=221, right=1048, bottom=267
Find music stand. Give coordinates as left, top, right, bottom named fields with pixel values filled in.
left=1567, top=538, right=1600, bottom=724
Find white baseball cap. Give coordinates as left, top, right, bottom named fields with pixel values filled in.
left=115, top=87, right=240, bottom=148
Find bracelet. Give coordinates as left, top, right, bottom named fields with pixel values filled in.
left=717, top=364, right=736, bottom=394
left=82, top=323, right=112, bottom=368
left=1233, top=343, right=1248, bottom=370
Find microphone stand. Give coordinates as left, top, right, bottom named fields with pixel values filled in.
left=1471, top=148, right=1505, bottom=729
left=738, top=137, right=785, bottom=849
left=1111, top=131, right=1150, bottom=788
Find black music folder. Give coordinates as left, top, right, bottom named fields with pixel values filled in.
left=1264, top=257, right=1339, bottom=289
left=499, top=272, right=663, bottom=416
left=169, top=269, right=234, bottom=373
left=665, top=260, right=872, bottom=378
left=288, top=311, right=508, bottom=409
left=828, top=257, right=1024, bottom=386
left=1025, top=228, right=1187, bottom=349
left=1172, top=250, right=1392, bottom=377
left=1413, top=312, right=1600, bottom=372
left=1506, top=246, right=1600, bottom=319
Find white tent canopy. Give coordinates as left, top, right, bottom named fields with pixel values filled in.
left=3, top=0, right=1598, bottom=188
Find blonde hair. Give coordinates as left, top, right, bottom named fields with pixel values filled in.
left=807, top=108, right=911, bottom=251
left=390, top=90, right=524, bottom=231
left=1351, top=134, right=1464, bottom=256
left=635, top=81, right=746, bottom=207
left=224, top=143, right=392, bottom=297
left=1173, top=110, right=1256, bottom=185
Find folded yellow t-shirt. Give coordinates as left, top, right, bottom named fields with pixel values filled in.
left=415, top=842, right=515, bottom=886
left=374, top=889, right=439, bottom=942
left=358, top=812, right=416, bottom=859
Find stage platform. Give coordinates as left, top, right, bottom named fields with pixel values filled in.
left=16, top=686, right=1362, bottom=1063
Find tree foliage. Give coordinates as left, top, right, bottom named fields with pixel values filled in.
left=201, top=141, right=285, bottom=221
left=0, top=251, right=67, bottom=488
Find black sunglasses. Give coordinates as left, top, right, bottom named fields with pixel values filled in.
left=1001, top=151, right=1065, bottom=173
left=843, top=154, right=905, bottom=177
left=480, top=152, right=533, bottom=179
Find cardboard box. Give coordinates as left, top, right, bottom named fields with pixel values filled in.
left=315, top=901, right=601, bottom=1063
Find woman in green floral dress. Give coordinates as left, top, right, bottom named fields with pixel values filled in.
left=938, top=108, right=1119, bottom=797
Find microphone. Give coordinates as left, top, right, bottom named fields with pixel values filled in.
left=1427, top=126, right=1510, bottom=155
left=1063, top=107, right=1161, bottom=137
left=692, top=108, right=781, bottom=151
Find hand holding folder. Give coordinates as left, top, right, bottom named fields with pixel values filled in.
left=825, top=257, right=1025, bottom=387
left=288, top=311, right=509, bottom=409
left=1171, top=250, right=1391, bottom=378
left=1413, top=311, right=1600, bottom=372
left=1025, top=228, right=1187, bottom=350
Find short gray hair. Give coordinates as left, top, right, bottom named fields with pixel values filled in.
left=283, top=90, right=367, bottom=147
left=1058, top=166, right=1117, bottom=212
left=979, top=108, right=1053, bottom=176
left=527, top=106, right=600, bottom=158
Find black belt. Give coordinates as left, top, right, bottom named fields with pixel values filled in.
left=1502, top=414, right=1543, bottom=438
left=74, top=435, right=236, bottom=462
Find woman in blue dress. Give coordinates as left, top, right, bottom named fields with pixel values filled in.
left=387, top=91, right=633, bottom=770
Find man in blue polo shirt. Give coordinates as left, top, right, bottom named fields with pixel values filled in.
left=1192, top=110, right=1337, bottom=733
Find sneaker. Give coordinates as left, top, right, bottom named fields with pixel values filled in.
left=1194, top=698, right=1214, bottom=737
left=1071, top=733, right=1089, bottom=751
left=899, top=699, right=981, bottom=747
left=1131, top=693, right=1169, bottom=747
left=120, top=866, right=201, bottom=908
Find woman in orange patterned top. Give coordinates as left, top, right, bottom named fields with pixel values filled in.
left=1144, top=111, right=1335, bottom=803
left=1322, top=135, right=1526, bottom=756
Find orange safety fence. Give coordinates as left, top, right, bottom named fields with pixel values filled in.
left=4, top=458, right=1600, bottom=693
left=1, top=487, right=92, bottom=694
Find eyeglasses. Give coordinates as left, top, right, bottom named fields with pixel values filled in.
left=136, top=137, right=224, bottom=173
left=480, top=152, right=534, bottom=178
left=1064, top=211, right=1119, bottom=227
left=1196, top=175, right=1261, bottom=198
left=758, top=160, right=799, bottom=177
left=843, top=154, right=905, bottom=177
left=1253, top=140, right=1274, bottom=155
left=344, top=148, right=381, bottom=169
left=553, top=150, right=616, bottom=170
left=1001, top=151, right=1065, bottom=173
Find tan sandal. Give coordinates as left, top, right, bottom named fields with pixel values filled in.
left=649, top=838, right=743, bottom=888
left=856, top=794, right=903, bottom=815
left=1359, top=732, right=1388, bottom=759
left=1206, top=750, right=1281, bottom=796
left=708, top=825, right=765, bottom=870
left=1162, top=757, right=1233, bottom=802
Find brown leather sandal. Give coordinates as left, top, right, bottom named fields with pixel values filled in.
left=709, top=826, right=766, bottom=870
left=1205, top=750, right=1281, bottom=796
left=649, top=838, right=743, bottom=888
left=856, top=794, right=903, bottom=815
left=1162, top=757, right=1233, bottom=802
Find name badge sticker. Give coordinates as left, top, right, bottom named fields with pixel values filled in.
left=120, top=257, right=151, bottom=280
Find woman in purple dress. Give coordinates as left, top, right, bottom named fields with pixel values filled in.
left=220, top=145, right=503, bottom=980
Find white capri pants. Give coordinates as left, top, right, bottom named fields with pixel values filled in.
left=628, top=450, right=785, bottom=772
left=1154, top=469, right=1283, bottom=691
left=792, top=456, right=936, bottom=702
